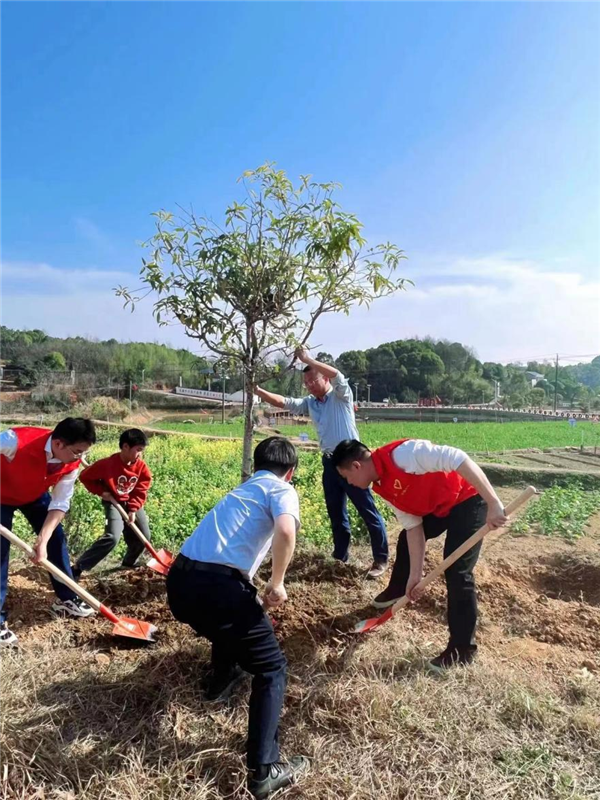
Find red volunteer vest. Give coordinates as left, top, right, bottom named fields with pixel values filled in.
left=0, top=427, right=80, bottom=507
left=371, top=439, right=478, bottom=518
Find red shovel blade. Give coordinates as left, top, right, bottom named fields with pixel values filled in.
left=147, top=548, right=175, bottom=576
left=99, top=604, right=157, bottom=643
left=353, top=607, right=394, bottom=634
left=112, top=616, right=158, bottom=642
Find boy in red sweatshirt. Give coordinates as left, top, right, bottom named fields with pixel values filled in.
left=72, top=429, right=153, bottom=578
left=331, top=437, right=508, bottom=670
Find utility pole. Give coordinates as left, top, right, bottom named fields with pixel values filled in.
left=129, top=380, right=133, bottom=412
left=553, top=353, right=559, bottom=413
left=141, top=369, right=145, bottom=386
left=367, top=383, right=371, bottom=404
left=221, top=375, right=228, bottom=424
left=354, top=383, right=359, bottom=402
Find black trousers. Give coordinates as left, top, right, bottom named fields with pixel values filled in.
left=166, top=556, right=286, bottom=769
left=386, top=494, right=487, bottom=647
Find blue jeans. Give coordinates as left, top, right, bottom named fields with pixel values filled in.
left=321, top=454, right=388, bottom=563
left=1, top=493, right=78, bottom=623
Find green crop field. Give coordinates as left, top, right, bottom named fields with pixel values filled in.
left=156, top=418, right=600, bottom=453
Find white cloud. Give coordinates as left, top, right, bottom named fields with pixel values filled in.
left=1, top=255, right=599, bottom=364
left=1, top=260, right=193, bottom=349
left=312, top=255, right=600, bottom=362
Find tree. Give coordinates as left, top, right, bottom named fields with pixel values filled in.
left=315, top=352, right=336, bottom=367
left=117, top=164, right=408, bottom=479
left=43, top=351, right=67, bottom=370
left=482, top=362, right=506, bottom=383
left=337, top=349, right=368, bottom=384
left=528, top=387, right=546, bottom=407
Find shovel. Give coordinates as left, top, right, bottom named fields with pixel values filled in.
left=354, top=485, right=538, bottom=634
left=0, top=525, right=157, bottom=643
left=112, top=501, right=175, bottom=576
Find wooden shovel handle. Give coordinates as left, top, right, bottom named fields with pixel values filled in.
left=111, top=500, right=163, bottom=561
left=0, top=524, right=102, bottom=612
left=390, top=485, right=538, bottom=616
left=111, top=501, right=151, bottom=545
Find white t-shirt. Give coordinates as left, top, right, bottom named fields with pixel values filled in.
left=180, top=470, right=300, bottom=579
left=384, top=439, right=468, bottom=530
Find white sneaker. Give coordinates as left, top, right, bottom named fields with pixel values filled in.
left=51, top=598, right=96, bottom=618
left=0, top=622, right=18, bottom=648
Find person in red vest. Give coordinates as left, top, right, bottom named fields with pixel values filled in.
left=331, top=437, right=508, bottom=670
left=72, top=428, right=153, bottom=578
left=0, top=418, right=97, bottom=647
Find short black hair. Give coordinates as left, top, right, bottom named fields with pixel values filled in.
left=52, top=417, right=97, bottom=446
left=331, top=439, right=371, bottom=469
left=302, top=365, right=312, bottom=373
left=254, top=436, right=298, bottom=477
left=119, top=428, right=148, bottom=448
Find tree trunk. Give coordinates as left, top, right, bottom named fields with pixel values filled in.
left=241, top=365, right=255, bottom=482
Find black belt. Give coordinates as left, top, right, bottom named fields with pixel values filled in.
left=174, top=553, right=244, bottom=580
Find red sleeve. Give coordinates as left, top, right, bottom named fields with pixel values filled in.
left=127, top=463, right=152, bottom=511
left=79, top=459, right=109, bottom=498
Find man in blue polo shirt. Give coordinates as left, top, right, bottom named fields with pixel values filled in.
left=166, top=437, right=308, bottom=800
left=255, top=347, right=388, bottom=578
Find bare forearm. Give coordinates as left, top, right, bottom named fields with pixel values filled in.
left=38, top=510, right=65, bottom=543
left=270, top=528, right=296, bottom=586
left=303, top=356, right=337, bottom=380
left=407, top=524, right=426, bottom=578
left=457, top=457, right=501, bottom=506
left=255, top=386, right=286, bottom=409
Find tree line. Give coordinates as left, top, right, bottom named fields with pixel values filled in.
left=2, top=326, right=599, bottom=411
left=0, top=326, right=209, bottom=389
left=266, top=339, right=600, bottom=411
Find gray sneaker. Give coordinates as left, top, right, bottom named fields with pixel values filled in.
left=51, top=598, right=95, bottom=618
left=248, top=756, right=310, bottom=799
left=0, top=622, right=18, bottom=648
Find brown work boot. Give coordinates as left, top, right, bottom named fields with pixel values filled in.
left=366, top=561, right=388, bottom=580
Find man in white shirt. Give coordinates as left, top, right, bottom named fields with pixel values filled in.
left=332, top=437, right=508, bottom=670
left=166, top=437, right=309, bottom=800
left=0, top=418, right=97, bottom=647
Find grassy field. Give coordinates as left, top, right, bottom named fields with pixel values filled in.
left=156, top=418, right=600, bottom=453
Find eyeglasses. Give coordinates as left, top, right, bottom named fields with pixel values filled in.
left=65, top=445, right=90, bottom=460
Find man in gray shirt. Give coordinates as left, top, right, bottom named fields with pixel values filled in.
left=255, top=348, right=388, bottom=578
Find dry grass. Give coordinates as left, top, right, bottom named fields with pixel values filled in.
left=2, top=534, right=600, bottom=800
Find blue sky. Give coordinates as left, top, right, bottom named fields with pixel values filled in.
left=2, top=1, right=599, bottom=364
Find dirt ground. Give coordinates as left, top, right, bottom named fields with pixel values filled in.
left=2, top=490, right=599, bottom=799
